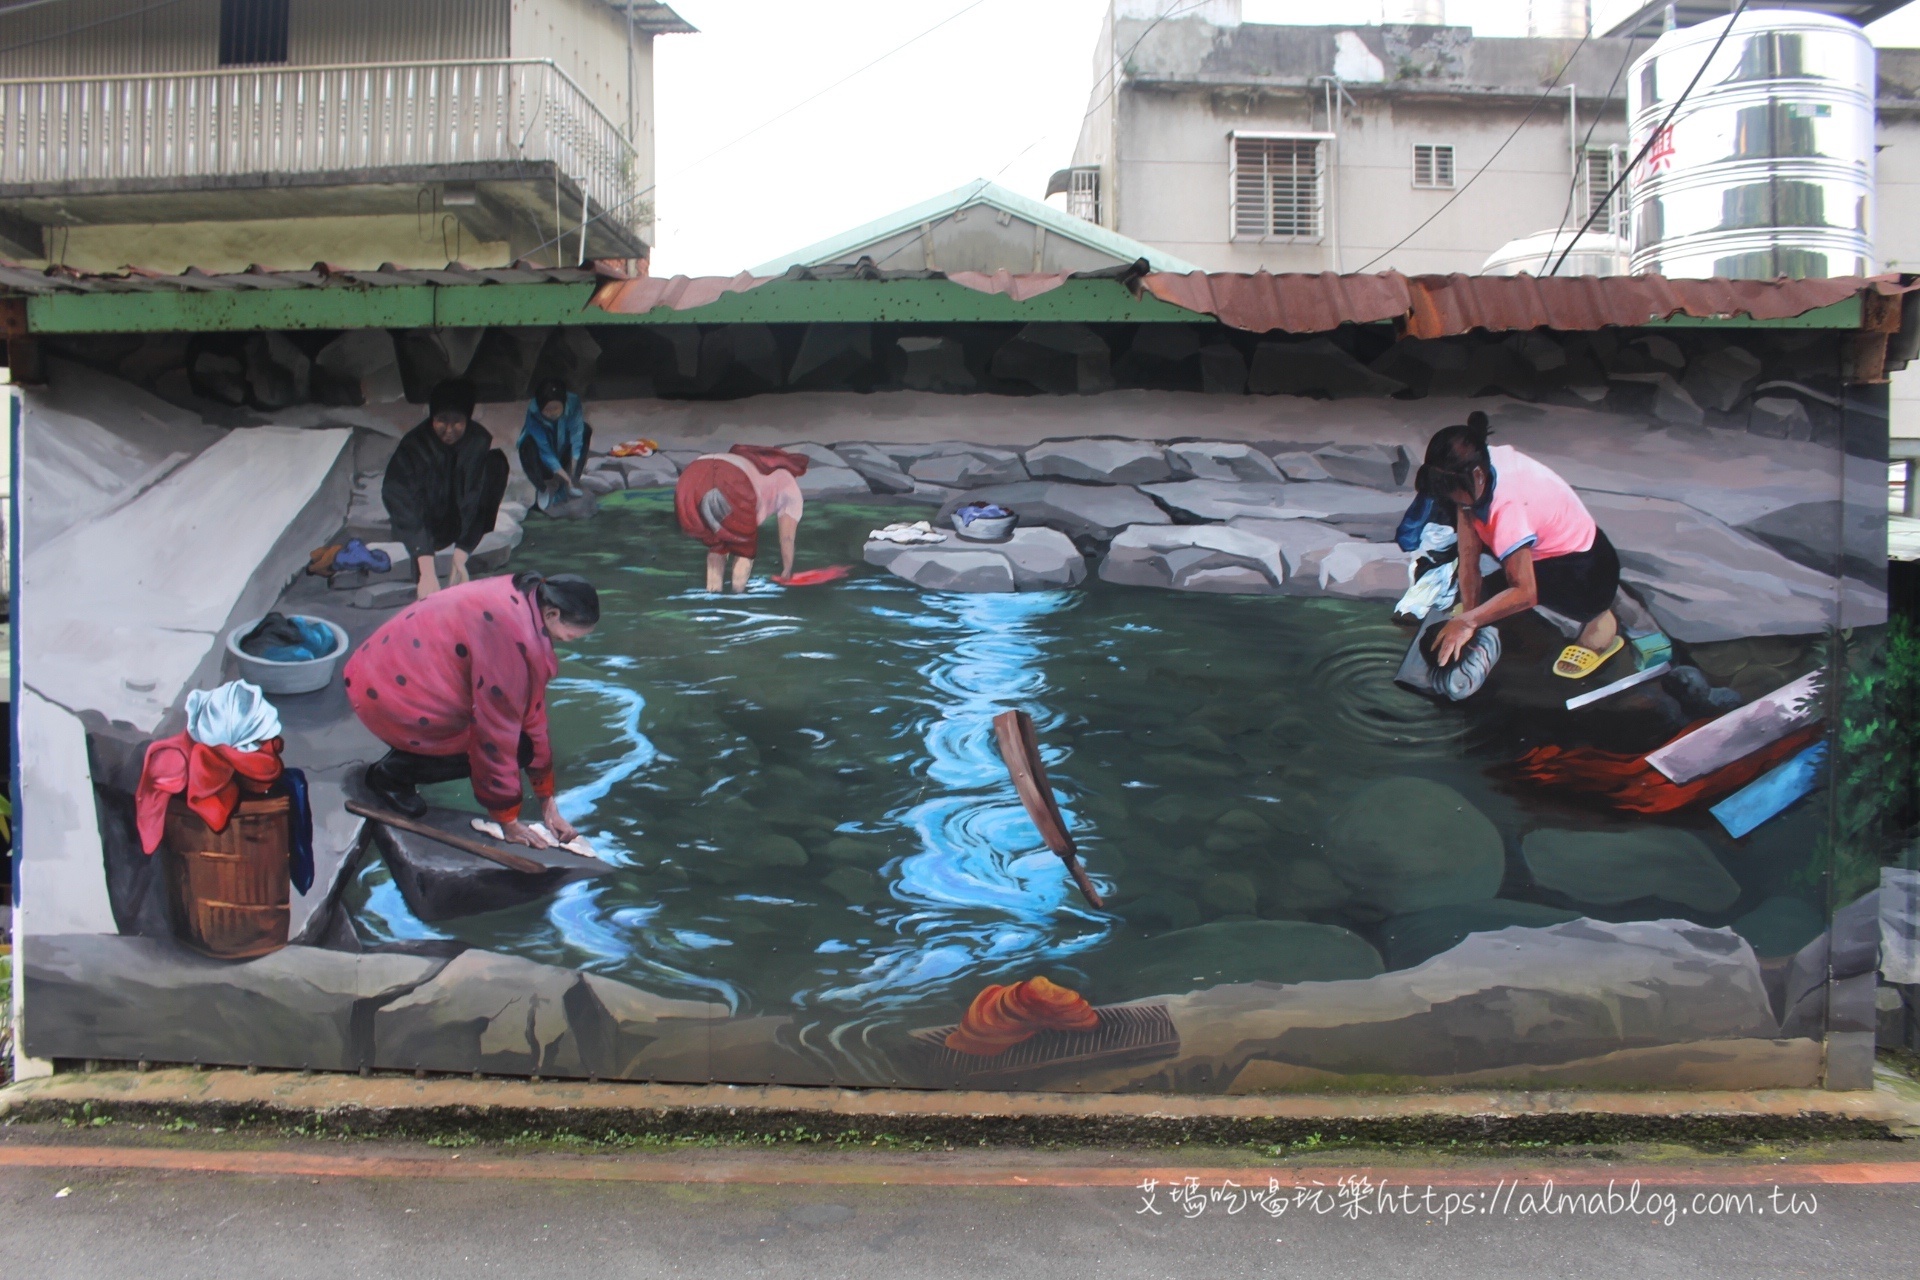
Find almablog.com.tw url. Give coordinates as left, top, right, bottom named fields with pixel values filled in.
left=1136, top=1176, right=1820, bottom=1226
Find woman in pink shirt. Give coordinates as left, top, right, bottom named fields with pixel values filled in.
left=347, top=571, right=599, bottom=848
left=673, top=445, right=808, bottom=592
left=1419, top=413, right=1622, bottom=680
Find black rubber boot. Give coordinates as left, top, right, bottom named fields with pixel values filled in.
left=364, top=761, right=428, bottom=819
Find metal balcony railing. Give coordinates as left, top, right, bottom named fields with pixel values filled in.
left=0, top=59, right=640, bottom=235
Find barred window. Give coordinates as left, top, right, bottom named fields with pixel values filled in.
left=1231, top=134, right=1326, bottom=243
left=1412, top=144, right=1456, bottom=189
left=1585, top=145, right=1628, bottom=235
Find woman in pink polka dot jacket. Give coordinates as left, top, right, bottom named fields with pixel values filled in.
left=345, top=570, right=598, bottom=849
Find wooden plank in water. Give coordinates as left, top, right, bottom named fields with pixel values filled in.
left=1645, top=670, right=1823, bottom=786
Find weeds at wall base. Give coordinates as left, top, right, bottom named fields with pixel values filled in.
left=2, top=1097, right=1898, bottom=1154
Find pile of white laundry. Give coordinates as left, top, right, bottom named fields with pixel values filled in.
left=868, top=521, right=947, bottom=545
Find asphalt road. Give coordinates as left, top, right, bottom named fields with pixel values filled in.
left=2, top=1143, right=1917, bottom=1280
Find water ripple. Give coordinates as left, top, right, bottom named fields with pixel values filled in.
left=810, top=590, right=1112, bottom=1008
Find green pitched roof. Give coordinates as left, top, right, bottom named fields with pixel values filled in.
left=751, top=179, right=1200, bottom=276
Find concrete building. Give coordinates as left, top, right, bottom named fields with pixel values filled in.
left=1066, top=1, right=1920, bottom=433
left=0, top=0, right=694, bottom=271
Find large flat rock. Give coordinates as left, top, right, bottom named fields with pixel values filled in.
left=21, top=362, right=223, bottom=548
left=1168, top=441, right=1284, bottom=483
left=866, top=527, right=1086, bottom=592
left=1079, top=918, right=1787, bottom=1089
left=1082, top=920, right=1384, bottom=1004
left=937, top=481, right=1169, bottom=543
left=1024, top=438, right=1172, bottom=485
left=1140, top=478, right=1408, bottom=536
left=373, top=949, right=711, bottom=1078
left=23, top=425, right=354, bottom=731
left=22, top=933, right=444, bottom=1070
left=1099, top=523, right=1286, bottom=594
left=16, top=690, right=116, bottom=937
left=1581, top=491, right=1883, bottom=641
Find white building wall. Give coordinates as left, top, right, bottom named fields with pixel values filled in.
left=0, top=0, right=221, bottom=77
left=1113, top=86, right=1623, bottom=275
left=288, top=0, right=510, bottom=64
left=1877, top=114, right=1920, bottom=440
left=511, top=0, right=655, bottom=239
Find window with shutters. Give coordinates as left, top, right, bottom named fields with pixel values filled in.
left=1412, top=144, right=1456, bottom=189
left=1230, top=134, right=1327, bottom=243
left=219, top=0, right=290, bottom=67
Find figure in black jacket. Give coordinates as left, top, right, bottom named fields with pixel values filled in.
left=382, top=379, right=508, bottom=601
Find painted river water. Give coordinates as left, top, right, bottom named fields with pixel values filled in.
left=345, top=492, right=1829, bottom=1033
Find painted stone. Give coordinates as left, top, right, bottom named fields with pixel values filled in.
left=619, top=454, right=680, bottom=488
left=1168, top=441, right=1285, bottom=483
left=1312, top=443, right=1408, bottom=490
left=1024, top=437, right=1173, bottom=485
left=1100, top=523, right=1286, bottom=593
left=371, top=817, right=610, bottom=922
left=1265, top=450, right=1334, bottom=482
left=1140, top=478, right=1407, bottom=536
left=1521, top=828, right=1740, bottom=912
left=22, top=934, right=442, bottom=1070
left=832, top=442, right=916, bottom=494
left=796, top=462, right=874, bottom=500
left=1326, top=779, right=1505, bottom=918
left=1155, top=919, right=1782, bottom=1085
left=1224, top=517, right=1350, bottom=582
left=869, top=527, right=1085, bottom=592
left=905, top=446, right=1029, bottom=488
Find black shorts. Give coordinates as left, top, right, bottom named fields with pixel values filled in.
left=1529, top=527, right=1620, bottom=622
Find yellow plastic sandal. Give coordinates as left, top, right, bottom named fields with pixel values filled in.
left=1553, top=636, right=1625, bottom=679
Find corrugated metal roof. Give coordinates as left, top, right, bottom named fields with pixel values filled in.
left=0, top=261, right=603, bottom=295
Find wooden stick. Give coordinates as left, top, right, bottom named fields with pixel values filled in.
left=346, top=801, right=548, bottom=875
left=992, top=709, right=1105, bottom=910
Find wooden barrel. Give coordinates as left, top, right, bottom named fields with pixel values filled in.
left=162, top=790, right=291, bottom=959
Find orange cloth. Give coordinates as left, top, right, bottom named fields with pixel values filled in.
left=1506, top=721, right=1825, bottom=815
left=135, top=733, right=286, bottom=854
left=944, top=977, right=1099, bottom=1057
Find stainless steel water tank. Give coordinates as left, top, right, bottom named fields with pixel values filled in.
left=1626, top=9, right=1875, bottom=279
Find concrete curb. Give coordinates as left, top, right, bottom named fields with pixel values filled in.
left=5, top=1067, right=1917, bottom=1147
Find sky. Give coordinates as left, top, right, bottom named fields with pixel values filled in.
left=649, top=1, right=1920, bottom=277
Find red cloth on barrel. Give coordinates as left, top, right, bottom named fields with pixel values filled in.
left=135, top=734, right=286, bottom=854
left=675, top=456, right=763, bottom=559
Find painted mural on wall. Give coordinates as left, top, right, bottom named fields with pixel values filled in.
left=12, top=318, right=1895, bottom=1091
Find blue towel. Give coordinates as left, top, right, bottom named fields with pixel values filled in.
left=255, top=617, right=338, bottom=663
left=333, top=539, right=391, bottom=574
left=281, top=767, right=314, bottom=894
left=1710, top=742, right=1828, bottom=839
left=519, top=393, right=587, bottom=481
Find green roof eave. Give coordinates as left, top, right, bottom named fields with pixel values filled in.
left=13, top=277, right=1871, bottom=335
left=20, top=277, right=1214, bottom=333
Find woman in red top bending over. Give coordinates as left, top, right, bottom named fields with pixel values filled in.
left=345, top=570, right=599, bottom=848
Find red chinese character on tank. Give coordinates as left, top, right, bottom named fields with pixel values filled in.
left=1641, top=125, right=1676, bottom=177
